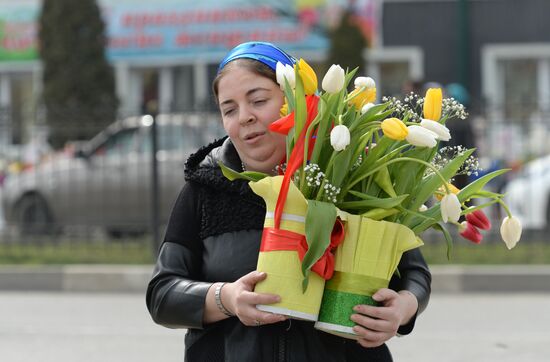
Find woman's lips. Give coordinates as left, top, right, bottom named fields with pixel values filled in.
left=243, top=131, right=266, bottom=144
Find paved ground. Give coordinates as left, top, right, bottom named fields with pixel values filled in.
left=1, top=292, right=549, bottom=362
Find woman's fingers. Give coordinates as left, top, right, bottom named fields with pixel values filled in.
left=237, top=290, right=280, bottom=305
left=243, top=311, right=287, bottom=326
left=230, top=271, right=286, bottom=326
left=238, top=270, right=268, bottom=289
left=350, top=311, right=394, bottom=333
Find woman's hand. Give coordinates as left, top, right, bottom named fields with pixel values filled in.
left=350, top=288, right=418, bottom=348
left=223, top=271, right=287, bottom=327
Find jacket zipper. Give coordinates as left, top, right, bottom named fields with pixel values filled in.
left=278, top=332, right=286, bottom=362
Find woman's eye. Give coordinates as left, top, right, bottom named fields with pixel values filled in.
left=223, top=108, right=235, bottom=116
left=254, top=99, right=267, bottom=106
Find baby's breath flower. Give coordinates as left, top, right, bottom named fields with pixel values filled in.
left=427, top=145, right=482, bottom=177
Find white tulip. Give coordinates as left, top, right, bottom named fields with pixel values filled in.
left=418, top=204, right=428, bottom=212
left=322, top=64, right=345, bottom=94
left=354, top=76, right=376, bottom=89
left=440, top=193, right=461, bottom=223
left=500, top=216, right=522, bottom=249
left=420, top=119, right=451, bottom=141
left=330, top=125, right=351, bottom=151
left=360, top=102, right=376, bottom=114
left=405, top=125, right=438, bottom=148
left=276, top=61, right=295, bottom=90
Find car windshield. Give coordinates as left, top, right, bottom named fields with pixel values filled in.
left=91, top=128, right=139, bottom=158
left=139, top=123, right=208, bottom=153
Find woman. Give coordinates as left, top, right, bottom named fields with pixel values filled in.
left=146, top=41, right=431, bottom=361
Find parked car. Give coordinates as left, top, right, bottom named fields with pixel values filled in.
left=1, top=113, right=224, bottom=237
left=503, top=154, right=550, bottom=231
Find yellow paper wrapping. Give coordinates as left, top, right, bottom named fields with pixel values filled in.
left=315, top=212, right=423, bottom=338
left=249, top=176, right=325, bottom=321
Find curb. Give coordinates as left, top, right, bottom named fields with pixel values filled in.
left=0, top=265, right=151, bottom=293
left=430, top=265, right=550, bottom=293
left=1, top=265, right=549, bottom=294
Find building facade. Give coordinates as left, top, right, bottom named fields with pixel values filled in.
left=1, top=0, right=548, bottom=161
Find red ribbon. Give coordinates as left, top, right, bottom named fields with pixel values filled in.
left=260, top=218, right=345, bottom=280
left=273, top=95, right=320, bottom=229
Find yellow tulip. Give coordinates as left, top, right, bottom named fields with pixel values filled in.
left=296, top=58, right=318, bottom=95
left=423, top=88, right=442, bottom=121
left=279, top=102, right=288, bottom=118
left=435, top=183, right=460, bottom=201
left=381, top=118, right=408, bottom=140
left=348, top=87, right=377, bottom=110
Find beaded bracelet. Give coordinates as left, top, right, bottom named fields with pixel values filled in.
left=215, top=283, right=234, bottom=317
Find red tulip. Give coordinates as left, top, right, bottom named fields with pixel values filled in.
left=269, top=95, right=320, bottom=135
left=270, top=112, right=295, bottom=135
left=459, top=221, right=483, bottom=244
left=466, top=209, right=491, bottom=230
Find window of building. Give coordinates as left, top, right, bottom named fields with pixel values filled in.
left=500, top=59, right=537, bottom=123
left=366, top=46, right=424, bottom=101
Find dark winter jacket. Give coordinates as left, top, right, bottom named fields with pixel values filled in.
left=146, top=137, right=432, bottom=361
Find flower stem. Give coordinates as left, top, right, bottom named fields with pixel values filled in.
left=343, top=156, right=451, bottom=196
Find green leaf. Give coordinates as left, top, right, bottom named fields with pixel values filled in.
left=310, top=94, right=336, bottom=166
left=302, top=200, right=337, bottom=292
left=340, top=192, right=408, bottom=209
left=374, top=165, right=397, bottom=197
left=407, top=148, right=475, bottom=213
left=348, top=136, right=393, bottom=187
left=410, top=169, right=509, bottom=234
left=330, top=145, right=355, bottom=189
left=350, top=106, right=392, bottom=133
left=457, top=169, right=509, bottom=203
left=389, top=147, right=435, bottom=198
left=361, top=207, right=399, bottom=220
left=218, top=161, right=268, bottom=182
left=282, top=77, right=295, bottom=111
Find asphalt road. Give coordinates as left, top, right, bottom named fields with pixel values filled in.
left=1, top=292, right=549, bottom=362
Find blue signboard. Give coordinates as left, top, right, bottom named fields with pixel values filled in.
left=0, top=0, right=379, bottom=63
left=102, top=0, right=329, bottom=61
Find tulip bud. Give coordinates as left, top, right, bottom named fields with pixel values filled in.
left=465, top=209, right=491, bottom=230
left=418, top=204, right=428, bottom=212
left=435, top=183, right=460, bottom=201
left=297, top=59, right=318, bottom=96
left=423, top=88, right=442, bottom=121
left=276, top=61, right=295, bottom=90
left=420, top=119, right=451, bottom=141
left=406, top=125, right=438, bottom=148
left=361, top=103, right=375, bottom=114
left=354, top=76, right=376, bottom=89
left=381, top=118, right=408, bottom=140
left=348, top=87, right=376, bottom=109
left=322, top=64, right=345, bottom=94
left=500, top=216, right=522, bottom=249
left=440, top=193, right=461, bottom=223
left=330, top=124, right=351, bottom=151
left=459, top=221, right=483, bottom=244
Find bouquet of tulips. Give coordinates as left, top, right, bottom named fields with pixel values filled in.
left=221, top=59, right=521, bottom=337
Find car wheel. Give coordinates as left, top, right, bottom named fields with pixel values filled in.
left=15, top=194, right=57, bottom=236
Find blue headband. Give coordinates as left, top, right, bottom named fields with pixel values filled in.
left=217, top=41, right=296, bottom=73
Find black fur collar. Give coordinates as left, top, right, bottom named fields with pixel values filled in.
left=184, top=137, right=252, bottom=196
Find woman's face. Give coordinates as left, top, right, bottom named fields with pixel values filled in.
left=218, top=65, right=286, bottom=174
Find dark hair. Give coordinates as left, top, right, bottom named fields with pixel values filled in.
left=212, top=58, right=278, bottom=103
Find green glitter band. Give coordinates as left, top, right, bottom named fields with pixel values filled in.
left=325, top=271, right=388, bottom=295
left=318, top=289, right=378, bottom=327
left=318, top=272, right=389, bottom=327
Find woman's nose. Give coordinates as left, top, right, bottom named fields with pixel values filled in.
left=239, top=108, right=256, bottom=125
